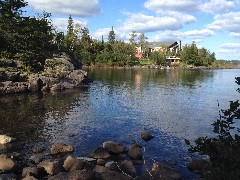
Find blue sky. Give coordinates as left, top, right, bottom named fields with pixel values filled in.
left=26, top=0, right=240, bottom=60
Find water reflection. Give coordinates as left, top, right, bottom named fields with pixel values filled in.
left=0, top=68, right=239, bottom=178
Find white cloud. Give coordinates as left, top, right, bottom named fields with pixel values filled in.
left=144, top=0, right=201, bottom=12
left=229, top=32, right=240, bottom=37
left=201, top=0, right=235, bottom=14
left=92, top=28, right=129, bottom=41
left=217, top=43, right=240, bottom=60
left=150, top=31, right=182, bottom=42
left=92, top=28, right=111, bottom=40
left=27, top=0, right=101, bottom=17
left=220, top=43, right=240, bottom=49
left=206, top=12, right=240, bottom=33
left=184, top=29, right=215, bottom=38
left=120, top=12, right=195, bottom=33
left=51, top=18, right=88, bottom=32
left=150, top=29, right=214, bottom=42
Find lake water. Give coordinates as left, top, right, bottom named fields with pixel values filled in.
left=0, top=68, right=239, bottom=178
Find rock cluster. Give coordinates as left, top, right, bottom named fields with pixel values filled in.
left=0, top=53, right=87, bottom=95
left=0, top=139, right=185, bottom=180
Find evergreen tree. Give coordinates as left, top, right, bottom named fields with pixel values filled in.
left=129, top=31, right=137, bottom=45
left=108, top=26, right=115, bottom=44
left=0, top=0, right=55, bottom=71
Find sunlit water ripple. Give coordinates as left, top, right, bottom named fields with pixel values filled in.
left=0, top=68, right=239, bottom=178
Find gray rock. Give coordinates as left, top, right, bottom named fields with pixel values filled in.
left=91, top=147, right=111, bottom=159
left=127, top=143, right=143, bottom=160
left=44, top=57, right=74, bottom=72
left=103, top=141, right=125, bottom=154
left=37, top=160, right=63, bottom=175
left=50, top=143, right=74, bottom=155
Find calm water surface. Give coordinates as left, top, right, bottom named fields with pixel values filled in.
left=0, top=68, right=239, bottom=178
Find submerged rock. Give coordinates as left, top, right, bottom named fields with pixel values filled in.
left=140, top=129, right=154, bottom=141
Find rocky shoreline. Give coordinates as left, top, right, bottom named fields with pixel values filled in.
left=0, top=53, right=88, bottom=95
left=0, top=132, right=212, bottom=180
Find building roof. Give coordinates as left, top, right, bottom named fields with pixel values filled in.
left=147, top=42, right=178, bottom=49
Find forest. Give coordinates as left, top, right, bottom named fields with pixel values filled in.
left=0, top=0, right=218, bottom=72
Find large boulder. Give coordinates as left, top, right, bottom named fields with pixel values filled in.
left=44, top=57, right=74, bottom=73
left=103, top=141, right=125, bottom=154
left=50, top=143, right=74, bottom=155
left=127, top=143, right=143, bottom=160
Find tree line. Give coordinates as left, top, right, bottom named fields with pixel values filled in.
left=0, top=0, right=216, bottom=72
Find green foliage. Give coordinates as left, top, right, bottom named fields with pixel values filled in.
left=0, top=0, right=55, bottom=71
left=149, top=51, right=166, bottom=65
left=108, top=26, right=115, bottom=44
left=138, top=33, right=148, bottom=56
left=129, top=31, right=137, bottom=45
left=186, top=77, right=240, bottom=179
left=180, top=42, right=215, bottom=66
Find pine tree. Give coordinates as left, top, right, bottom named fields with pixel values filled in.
left=108, top=26, right=115, bottom=44
left=129, top=31, right=137, bottom=45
